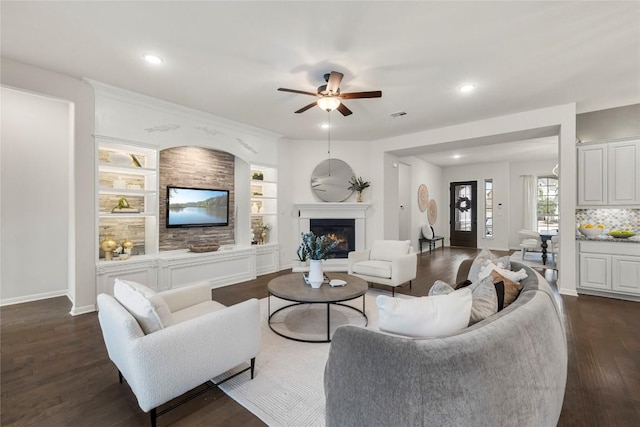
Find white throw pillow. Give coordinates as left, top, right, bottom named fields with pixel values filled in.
left=422, top=224, right=434, bottom=240
left=370, top=240, right=411, bottom=262
left=113, top=279, right=173, bottom=334
left=376, top=289, right=472, bottom=338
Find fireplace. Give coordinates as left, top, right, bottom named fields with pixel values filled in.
left=310, top=219, right=356, bottom=259
left=294, top=202, right=370, bottom=271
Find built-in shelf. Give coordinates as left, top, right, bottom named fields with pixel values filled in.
left=250, top=165, right=278, bottom=244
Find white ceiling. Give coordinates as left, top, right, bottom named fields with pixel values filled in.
left=2, top=1, right=639, bottom=152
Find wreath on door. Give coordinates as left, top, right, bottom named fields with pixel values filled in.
left=455, top=196, right=471, bottom=212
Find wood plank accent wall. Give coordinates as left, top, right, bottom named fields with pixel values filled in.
left=159, top=146, right=235, bottom=250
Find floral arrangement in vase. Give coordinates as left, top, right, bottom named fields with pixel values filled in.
left=348, top=176, right=371, bottom=202
left=298, top=232, right=339, bottom=288
left=298, top=232, right=339, bottom=260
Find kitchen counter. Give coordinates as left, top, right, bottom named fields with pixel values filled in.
left=576, top=235, right=640, bottom=243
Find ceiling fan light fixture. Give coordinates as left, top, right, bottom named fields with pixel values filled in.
left=317, top=96, right=341, bottom=112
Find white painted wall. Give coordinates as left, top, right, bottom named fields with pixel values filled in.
left=442, top=161, right=511, bottom=250
left=372, top=104, right=577, bottom=296
left=508, top=158, right=559, bottom=248
left=277, top=138, right=372, bottom=268
left=1, top=88, right=71, bottom=304
left=398, top=156, right=443, bottom=251
left=1, top=59, right=96, bottom=314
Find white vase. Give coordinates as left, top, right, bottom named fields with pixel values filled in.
left=308, top=260, right=323, bottom=288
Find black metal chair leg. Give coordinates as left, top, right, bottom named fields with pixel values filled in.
left=150, top=408, right=157, bottom=427
left=250, top=357, right=255, bottom=379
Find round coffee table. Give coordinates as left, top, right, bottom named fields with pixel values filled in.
left=267, top=272, right=368, bottom=343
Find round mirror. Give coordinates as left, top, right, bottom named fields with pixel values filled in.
left=310, top=159, right=354, bottom=202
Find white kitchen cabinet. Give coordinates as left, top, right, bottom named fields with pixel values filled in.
left=577, top=138, right=640, bottom=206
left=611, top=256, right=640, bottom=294
left=577, top=144, right=607, bottom=206
left=578, top=241, right=640, bottom=300
left=579, top=252, right=610, bottom=290
left=608, top=140, right=640, bottom=205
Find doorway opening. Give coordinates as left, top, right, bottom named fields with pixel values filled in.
left=450, top=181, right=477, bottom=248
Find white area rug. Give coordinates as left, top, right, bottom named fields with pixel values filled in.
left=215, top=289, right=411, bottom=427
left=509, top=250, right=555, bottom=270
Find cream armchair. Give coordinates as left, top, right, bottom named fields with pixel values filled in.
left=348, top=240, right=417, bottom=296
left=97, top=279, right=260, bottom=427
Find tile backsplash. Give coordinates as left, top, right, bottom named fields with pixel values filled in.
left=575, top=208, right=640, bottom=231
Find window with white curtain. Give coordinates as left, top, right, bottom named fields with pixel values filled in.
left=537, top=176, right=559, bottom=233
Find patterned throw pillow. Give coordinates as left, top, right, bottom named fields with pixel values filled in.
left=467, top=249, right=511, bottom=283
left=490, top=270, right=524, bottom=308
left=428, top=280, right=455, bottom=296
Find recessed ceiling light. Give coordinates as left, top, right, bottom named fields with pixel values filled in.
left=143, top=53, right=164, bottom=65
left=453, top=154, right=461, bottom=159
left=321, top=123, right=330, bottom=129
left=459, top=83, right=476, bottom=93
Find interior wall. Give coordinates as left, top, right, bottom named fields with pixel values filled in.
left=1, top=87, right=71, bottom=304
left=442, top=161, right=511, bottom=251
left=398, top=156, right=443, bottom=252
left=158, top=146, right=235, bottom=250
left=577, top=103, right=640, bottom=142
left=277, top=138, right=372, bottom=268
left=1, top=58, right=96, bottom=314
left=508, top=159, right=559, bottom=248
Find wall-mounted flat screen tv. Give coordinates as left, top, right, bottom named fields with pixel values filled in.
left=166, top=186, right=229, bottom=227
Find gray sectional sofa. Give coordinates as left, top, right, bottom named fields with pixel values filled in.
left=324, top=260, right=567, bottom=427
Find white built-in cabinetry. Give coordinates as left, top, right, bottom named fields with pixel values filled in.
left=95, top=140, right=280, bottom=295
left=578, top=241, right=640, bottom=300
left=577, top=138, right=640, bottom=206
left=96, top=137, right=159, bottom=261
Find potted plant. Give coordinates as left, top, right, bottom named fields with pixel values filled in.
left=298, top=232, right=339, bottom=288
left=348, top=176, right=371, bottom=202
left=296, top=245, right=309, bottom=267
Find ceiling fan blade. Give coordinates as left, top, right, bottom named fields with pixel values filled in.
left=278, top=88, right=319, bottom=97
left=337, top=103, right=353, bottom=116
left=340, top=90, right=382, bottom=100
left=326, top=71, right=344, bottom=94
left=295, top=101, right=318, bottom=114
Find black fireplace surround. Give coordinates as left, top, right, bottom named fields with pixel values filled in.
left=310, top=219, right=356, bottom=259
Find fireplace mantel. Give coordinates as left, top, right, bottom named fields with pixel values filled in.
left=294, top=203, right=370, bottom=271
left=295, top=203, right=371, bottom=218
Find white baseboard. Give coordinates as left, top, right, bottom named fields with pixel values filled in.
left=70, top=304, right=96, bottom=316
left=558, top=288, right=579, bottom=297
left=0, top=289, right=69, bottom=307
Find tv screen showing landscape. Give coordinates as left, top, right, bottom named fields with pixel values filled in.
left=166, top=186, right=229, bottom=227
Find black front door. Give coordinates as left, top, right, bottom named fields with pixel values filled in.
left=450, top=181, right=477, bottom=248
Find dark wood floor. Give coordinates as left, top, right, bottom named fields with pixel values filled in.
left=2, top=247, right=639, bottom=426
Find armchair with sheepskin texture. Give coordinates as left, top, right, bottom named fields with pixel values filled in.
left=97, top=279, right=260, bottom=427
left=347, top=240, right=417, bottom=296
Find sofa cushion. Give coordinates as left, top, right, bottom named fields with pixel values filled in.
left=467, top=249, right=510, bottom=283
left=376, top=288, right=472, bottom=338
left=172, top=300, right=227, bottom=324
left=468, top=275, right=499, bottom=325
left=490, top=270, right=524, bottom=308
left=113, top=279, right=173, bottom=334
left=370, top=240, right=410, bottom=262
left=352, top=260, right=392, bottom=279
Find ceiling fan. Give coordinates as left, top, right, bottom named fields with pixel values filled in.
left=278, top=71, right=382, bottom=116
